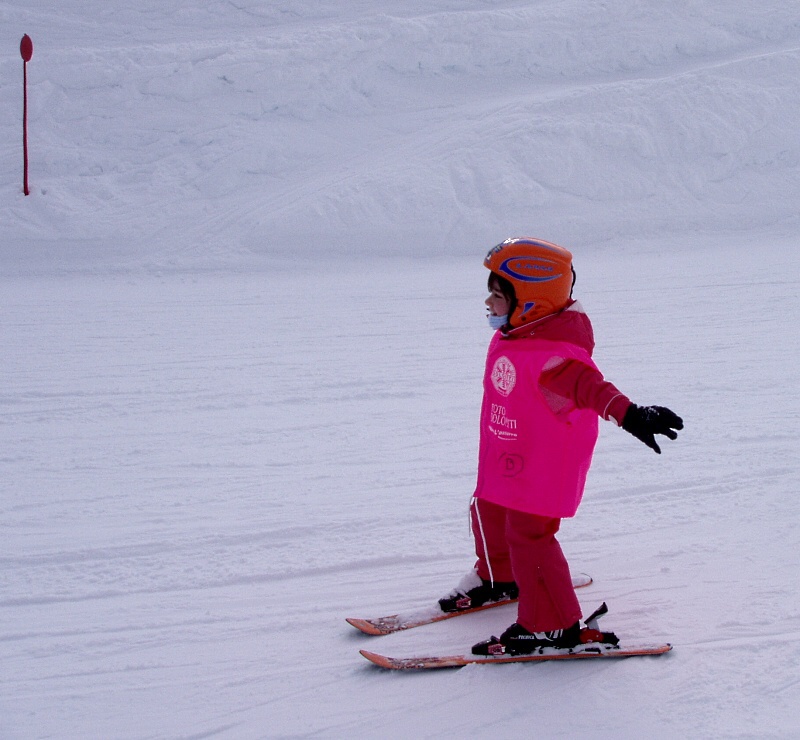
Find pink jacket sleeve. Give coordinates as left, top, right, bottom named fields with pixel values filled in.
left=539, top=359, right=631, bottom=425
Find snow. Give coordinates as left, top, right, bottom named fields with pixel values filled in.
left=1, top=1, right=799, bottom=737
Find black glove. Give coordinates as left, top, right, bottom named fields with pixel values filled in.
left=622, top=404, right=683, bottom=454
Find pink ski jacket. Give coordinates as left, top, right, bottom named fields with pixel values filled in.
left=473, top=302, right=628, bottom=518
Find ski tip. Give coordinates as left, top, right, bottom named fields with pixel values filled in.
left=359, top=650, right=463, bottom=670
left=360, top=650, right=396, bottom=668
left=346, top=618, right=386, bottom=636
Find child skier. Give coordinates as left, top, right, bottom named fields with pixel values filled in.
left=438, top=237, right=683, bottom=656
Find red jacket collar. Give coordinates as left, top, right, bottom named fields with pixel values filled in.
left=501, top=300, right=595, bottom=355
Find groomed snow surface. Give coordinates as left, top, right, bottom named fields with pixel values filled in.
left=2, top=2, right=800, bottom=738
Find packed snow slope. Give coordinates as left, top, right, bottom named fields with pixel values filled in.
left=2, top=1, right=800, bottom=739
left=2, top=0, right=800, bottom=268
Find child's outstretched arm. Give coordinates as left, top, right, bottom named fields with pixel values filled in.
left=539, top=359, right=631, bottom=424
left=621, top=405, right=684, bottom=454
left=539, top=360, right=683, bottom=453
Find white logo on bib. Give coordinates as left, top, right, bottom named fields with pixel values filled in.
left=491, top=355, right=516, bottom=397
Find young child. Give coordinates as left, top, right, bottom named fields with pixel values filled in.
left=438, top=237, right=683, bottom=656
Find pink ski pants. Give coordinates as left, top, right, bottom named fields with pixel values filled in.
left=471, top=497, right=582, bottom=633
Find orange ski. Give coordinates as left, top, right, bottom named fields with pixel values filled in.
left=361, top=642, right=672, bottom=670
left=347, top=573, right=592, bottom=636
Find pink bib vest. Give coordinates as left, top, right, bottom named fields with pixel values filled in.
left=473, top=334, right=599, bottom=518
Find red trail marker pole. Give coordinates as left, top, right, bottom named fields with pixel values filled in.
left=20, top=34, right=34, bottom=196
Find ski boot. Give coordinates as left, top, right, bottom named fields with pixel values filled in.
left=438, top=568, right=518, bottom=613
left=472, top=602, right=620, bottom=656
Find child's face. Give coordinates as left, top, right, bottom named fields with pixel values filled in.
left=485, top=283, right=511, bottom=317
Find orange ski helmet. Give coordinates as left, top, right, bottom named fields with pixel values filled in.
left=484, top=237, right=574, bottom=326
